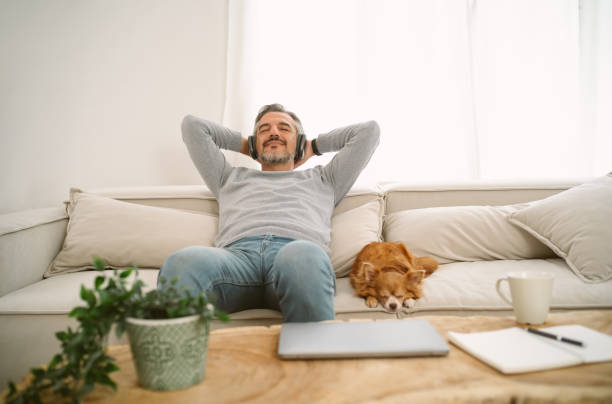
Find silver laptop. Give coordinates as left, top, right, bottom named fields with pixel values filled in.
left=277, top=319, right=449, bottom=359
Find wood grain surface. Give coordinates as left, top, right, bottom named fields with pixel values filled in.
left=7, top=311, right=612, bottom=403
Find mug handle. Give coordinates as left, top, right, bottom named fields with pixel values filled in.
left=496, top=278, right=513, bottom=305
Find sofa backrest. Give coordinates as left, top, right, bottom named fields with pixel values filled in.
left=382, top=179, right=585, bottom=214
left=83, top=185, right=383, bottom=216
left=85, top=179, right=588, bottom=217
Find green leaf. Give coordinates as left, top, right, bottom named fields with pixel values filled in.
left=106, top=278, right=116, bottom=290
left=93, top=257, right=106, bottom=271
left=79, top=381, right=95, bottom=396
left=95, top=373, right=117, bottom=391
left=48, top=354, right=62, bottom=369
left=52, top=379, right=65, bottom=393
left=82, top=351, right=103, bottom=376
left=94, top=276, right=105, bottom=290
left=119, top=268, right=132, bottom=279
left=31, top=367, right=45, bottom=379
left=69, top=307, right=87, bottom=319
left=105, top=362, right=120, bottom=373
left=98, top=289, right=110, bottom=306
left=80, top=284, right=87, bottom=301
left=80, top=287, right=96, bottom=307
left=216, top=310, right=231, bottom=322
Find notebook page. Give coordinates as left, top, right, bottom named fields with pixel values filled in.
left=539, top=325, right=612, bottom=363
left=448, top=327, right=581, bottom=374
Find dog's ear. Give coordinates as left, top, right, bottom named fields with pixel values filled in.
left=405, top=269, right=426, bottom=284
left=397, top=242, right=416, bottom=267
left=361, top=262, right=378, bottom=282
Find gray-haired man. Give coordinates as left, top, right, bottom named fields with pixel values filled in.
left=158, top=104, right=380, bottom=322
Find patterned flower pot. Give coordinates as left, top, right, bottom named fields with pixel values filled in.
left=126, top=314, right=209, bottom=391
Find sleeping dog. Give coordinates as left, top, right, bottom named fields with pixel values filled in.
left=350, top=242, right=438, bottom=313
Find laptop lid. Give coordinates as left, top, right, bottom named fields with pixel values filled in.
left=277, top=319, right=449, bottom=359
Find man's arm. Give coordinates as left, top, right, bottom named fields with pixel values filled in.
left=181, top=115, right=247, bottom=196
left=316, top=121, right=380, bottom=205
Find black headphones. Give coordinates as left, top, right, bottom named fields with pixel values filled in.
left=248, top=133, right=307, bottom=161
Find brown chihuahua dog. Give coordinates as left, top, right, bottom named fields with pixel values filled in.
left=350, top=242, right=439, bottom=313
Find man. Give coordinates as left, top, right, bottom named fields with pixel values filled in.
left=159, top=103, right=379, bottom=322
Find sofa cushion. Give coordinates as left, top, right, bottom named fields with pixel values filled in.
left=4, top=259, right=611, bottom=318
left=334, top=259, right=612, bottom=315
left=508, top=173, right=612, bottom=283
left=330, top=200, right=382, bottom=277
left=383, top=205, right=554, bottom=264
left=46, top=189, right=382, bottom=278
left=45, top=190, right=218, bottom=277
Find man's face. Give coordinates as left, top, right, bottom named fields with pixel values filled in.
left=255, top=111, right=298, bottom=165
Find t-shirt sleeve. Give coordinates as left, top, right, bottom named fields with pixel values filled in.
left=181, top=114, right=242, bottom=196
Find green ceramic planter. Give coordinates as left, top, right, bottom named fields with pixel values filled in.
left=126, top=314, right=209, bottom=391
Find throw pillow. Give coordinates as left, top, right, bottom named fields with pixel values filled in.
left=45, top=190, right=218, bottom=277
left=330, top=200, right=383, bottom=277
left=383, top=205, right=555, bottom=264
left=508, top=173, right=612, bottom=283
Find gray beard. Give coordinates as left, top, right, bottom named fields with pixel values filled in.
left=260, top=150, right=294, bottom=165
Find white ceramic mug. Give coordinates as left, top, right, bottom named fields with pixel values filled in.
left=495, top=272, right=553, bottom=325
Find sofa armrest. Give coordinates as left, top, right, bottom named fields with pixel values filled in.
left=0, top=207, right=67, bottom=297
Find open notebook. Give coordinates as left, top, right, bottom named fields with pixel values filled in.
left=448, top=324, right=612, bottom=374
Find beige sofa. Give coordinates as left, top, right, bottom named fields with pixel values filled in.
left=2, top=177, right=612, bottom=387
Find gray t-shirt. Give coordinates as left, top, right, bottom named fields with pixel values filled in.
left=181, top=115, right=380, bottom=254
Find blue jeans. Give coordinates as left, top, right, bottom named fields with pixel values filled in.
left=157, top=234, right=336, bottom=322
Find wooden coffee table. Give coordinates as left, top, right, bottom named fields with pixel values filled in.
left=11, top=311, right=612, bottom=403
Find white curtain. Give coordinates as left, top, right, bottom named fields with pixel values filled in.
left=222, top=0, right=612, bottom=185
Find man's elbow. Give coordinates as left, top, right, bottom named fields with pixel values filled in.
left=181, top=114, right=199, bottom=142
left=365, top=120, right=381, bottom=146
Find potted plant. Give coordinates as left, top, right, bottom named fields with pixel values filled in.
left=4, top=257, right=230, bottom=403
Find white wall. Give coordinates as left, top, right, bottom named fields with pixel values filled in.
left=0, top=0, right=228, bottom=214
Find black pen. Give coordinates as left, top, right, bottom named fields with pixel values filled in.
left=527, top=327, right=584, bottom=347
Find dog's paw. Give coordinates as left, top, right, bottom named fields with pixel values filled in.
left=403, top=298, right=416, bottom=308
left=365, top=296, right=379, bottom=308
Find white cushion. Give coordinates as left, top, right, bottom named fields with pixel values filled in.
left=508, top=174, right=612, bottom=283
left=329, top=200, right=382, bottom=277
left=4, top=259, right=612, bottom=315
left=45, top=190, right=218, bottom=277
left=383, top=205, right=554, bottom=264
left=0, top=269, right=160, bottom=313
left=333, top=259, right=612, bottom=315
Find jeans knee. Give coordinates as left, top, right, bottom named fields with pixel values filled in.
left=274, top=240, right=335, bottom=290
left=158, top=246, right=222, bottom=293
left=159, top=246, right=198, bottom=283
left=272, top=240, right=335, bottom=322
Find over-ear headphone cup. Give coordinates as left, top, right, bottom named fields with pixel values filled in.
left=248, top=135, right=258, bottom=159
left=296, top=134, right=306, bottom=160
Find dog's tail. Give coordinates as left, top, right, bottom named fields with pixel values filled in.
left=415, top=256, right=439, bottom=276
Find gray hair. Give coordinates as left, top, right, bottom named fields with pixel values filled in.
left=253, top=103, right=304, bottom=135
